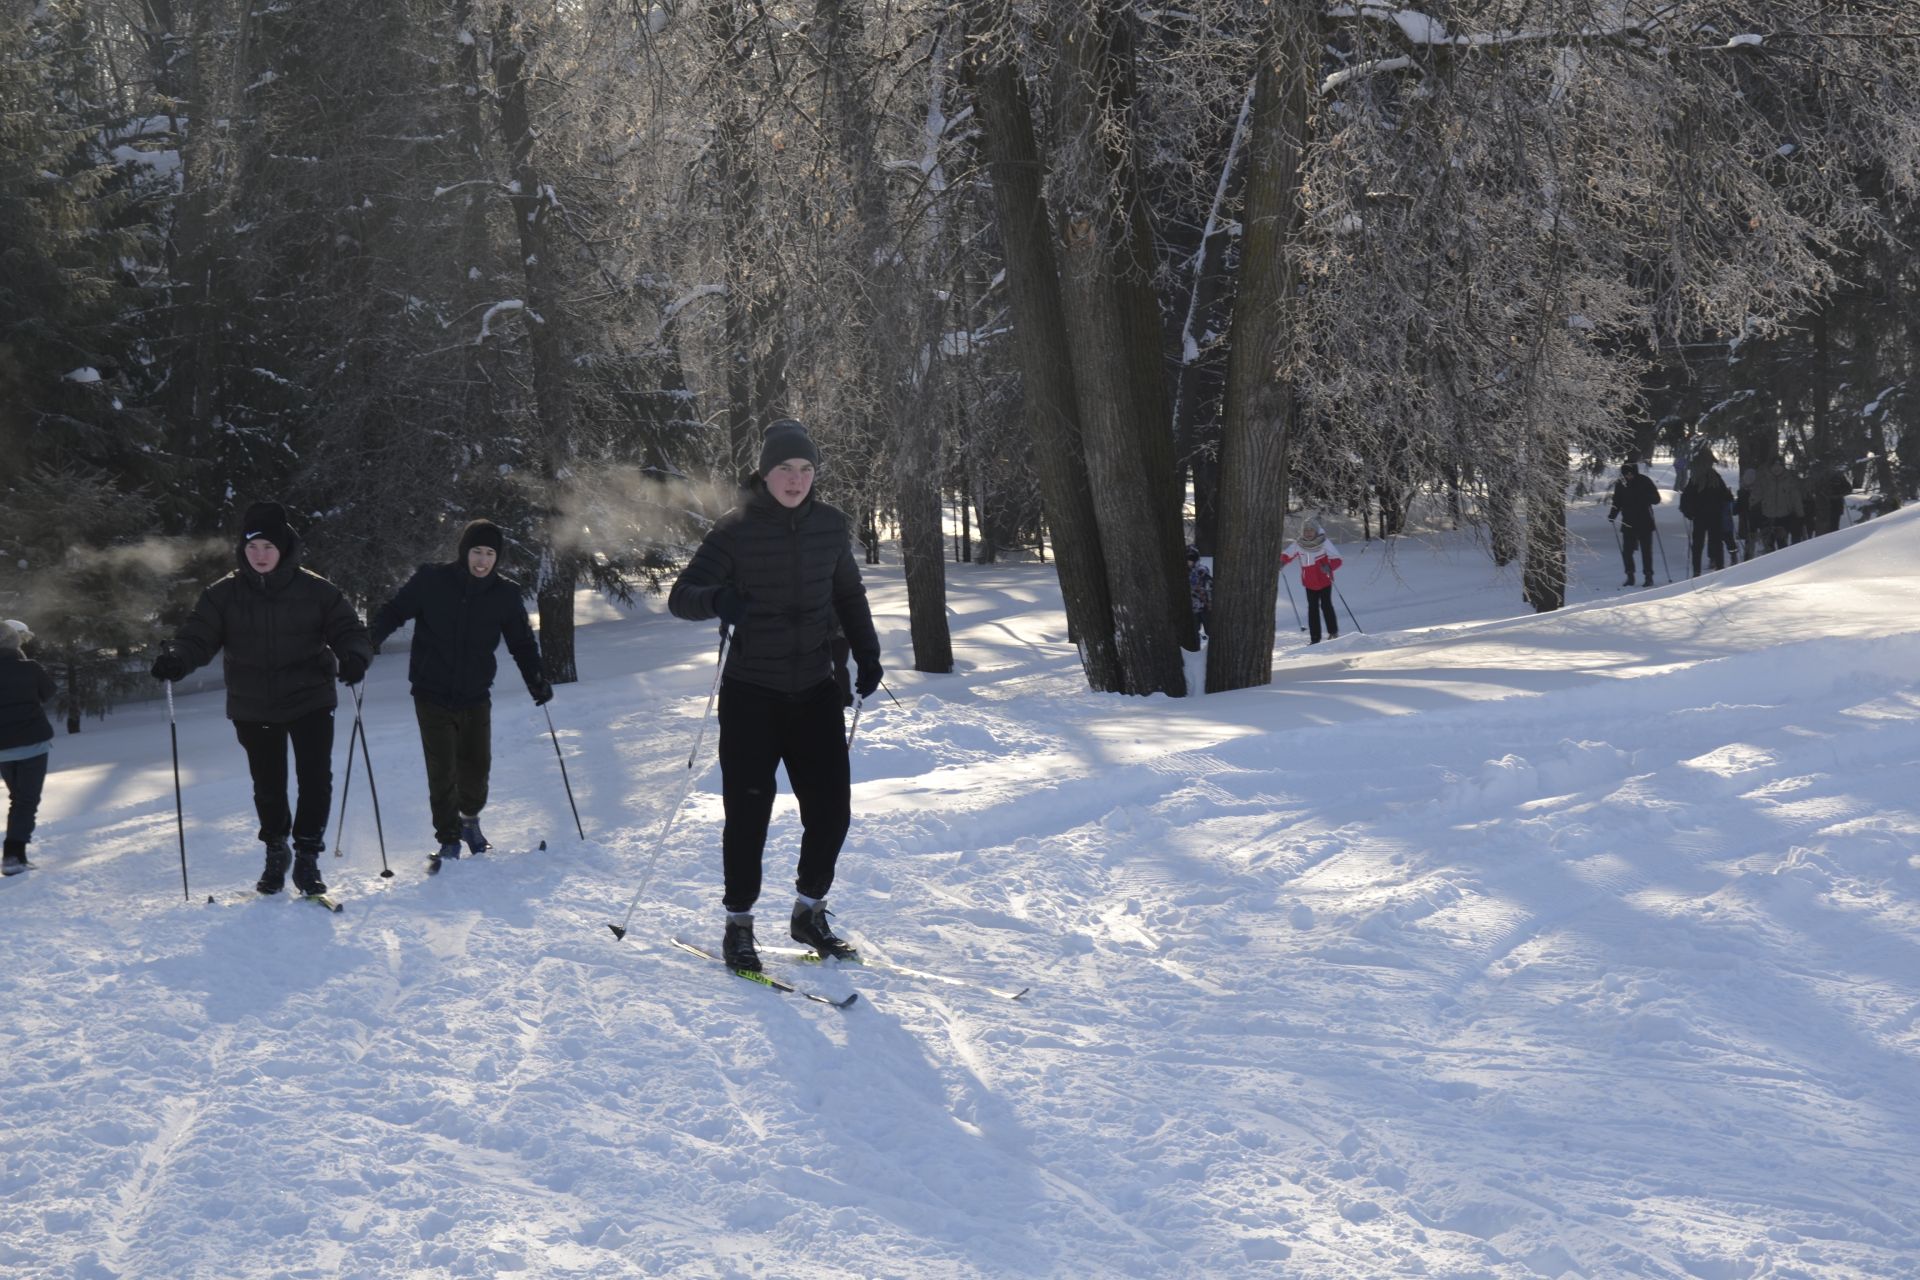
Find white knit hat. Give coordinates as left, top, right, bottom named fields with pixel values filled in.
left=0, top=619, right=30, bottom=649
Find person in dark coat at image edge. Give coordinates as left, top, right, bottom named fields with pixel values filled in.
left=667, top=418, right=882, bottom=973
left=150, top=502, right=373, bottom=897
left=369, top=519, right=552, bottom=868
left=0, top=619, right=56, bottom=875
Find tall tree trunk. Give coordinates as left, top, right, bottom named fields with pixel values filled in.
left=817, top=0, right=953, bottom=674
left=1522, top=437, right=1568, bottom=612
left=966, top=34, right=1122, bottom=690
left=1049, top=1, right=1184, bottom=695
left=492, top=9, right=578, bottom=681
left=1208, top=8, right=1313, bottom=692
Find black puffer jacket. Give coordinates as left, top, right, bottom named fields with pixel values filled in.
left=0, top=650, right=55, bottom=750
left=1608, top=473, right=1663, bottom=530
left=669, top=486, right=879, bottom=696
left=370, top=562, right=545, bottom=709
left=167, top=541, right=372, bottom=723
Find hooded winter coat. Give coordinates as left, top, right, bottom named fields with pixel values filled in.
left=0, top=649, right=54, bottom=751
left=1608, top=472, right=1663, bottom=530
left=165, top=527, right=372, bottom=723
left=1678, top=468, right=1734, bottom=524
left=668, top=484, right=879, bottom=696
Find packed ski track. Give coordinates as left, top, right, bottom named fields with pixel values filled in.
left=5, top=486, right=1920, bottom=1278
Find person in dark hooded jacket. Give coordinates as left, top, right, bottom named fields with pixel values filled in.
left=668, top=419, right=881, bottom=973
left=0, top=618, right=55, bottom=875
left=150, top=502, right=372, bottom=897
left=370, top=519, right=550, bottom=868
left=1607, top=460, right=1663, bottom=586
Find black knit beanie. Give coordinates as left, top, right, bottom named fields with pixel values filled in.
left=758, top=418, right=820, bottom=474
left=239, top=502, right=298, bottom=556
left=458, top=519, right=506, bottom=557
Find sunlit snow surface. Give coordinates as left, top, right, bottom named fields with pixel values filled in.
left=5, top=488, right=1919, bottom=1278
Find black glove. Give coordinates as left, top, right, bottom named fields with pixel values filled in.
left=531, top=679, right=554, bottom=706
left=150, top=647, right=189, bottom=682
left=855, top=653, right=883, bottom=699
left=713, top=587, right=750, bottom=628
left=337, top=651, right=369, bottom=686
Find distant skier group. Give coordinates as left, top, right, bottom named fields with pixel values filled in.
left=1610, top=447, right=1855, bottom=587
left=4, top=419, right=884, bottom=973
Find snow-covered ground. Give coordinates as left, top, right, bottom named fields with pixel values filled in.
left=5, top=483, right=1919, bottom=1279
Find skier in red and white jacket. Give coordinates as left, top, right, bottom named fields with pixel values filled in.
left=1281, top=518, right=1343, bottom=643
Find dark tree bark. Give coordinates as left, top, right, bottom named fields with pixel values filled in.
left=1522, top=440, right=1569, bottom=612
left=1049, top=1, right=1186, bottom=695
left=492, top=9, right=579, bottom=681
left=815, top=0, right=953, bottom=674
left=967, top=37, right=1123, bottom=690
left=1208, top=8, right=1314, bottom=692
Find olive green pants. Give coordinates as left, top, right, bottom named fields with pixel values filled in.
left=414, top=698, right=491, bottom=844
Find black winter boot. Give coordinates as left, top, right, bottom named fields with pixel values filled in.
left=427, top=840, right=461, bottom=874
left=790, top=899, right=857, bottom=960
left=256, top=841, right=293, bottom=894
left=2, top=840, right=28, bottom=876
left=722, top=914, right=761, bottom=971
left=459, top=814, right=490, bottom=855
left=290, top=843, right=327, bottom=896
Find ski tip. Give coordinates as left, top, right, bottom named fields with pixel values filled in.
left=539, top=840, right=547, bottom=851
left=608, top=924, right=627, bottom=941
left=205, top=895, right=216, bottom=905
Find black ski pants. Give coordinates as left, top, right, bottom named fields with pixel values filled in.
left=717, top=678, right=850, bottom=914
left=232, top=705, right=334, bottom=850
left=2, top=750, right=49, bottom=845
left=1305, top=586, right=1338, bottom=644
left=1618, top=522, right=1654, bottom=581
left=414, top=697, right=491, bottom=844
left=1689, top=518, right=1726, bottom=575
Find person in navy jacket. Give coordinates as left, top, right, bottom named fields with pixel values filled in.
left=370, top=519, right=550, bottom=867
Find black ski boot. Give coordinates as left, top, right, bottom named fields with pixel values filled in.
left=722, top=914, right=761, bottom=972
left=1620, top=575, right=1634, bottom=588
left=459, top=814, right=491, bottom=856
left=256, top=840, right=293, bottom=894
left=428, top=840, right=461, bottom=873
left=2, top=840, right=28, bottom=876
left=290, top=842, right=327, bottom=896
left=790, top=899, right=857, bottom=960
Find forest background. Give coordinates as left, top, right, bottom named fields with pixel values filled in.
left=4, top=0, right=1919, bottom=723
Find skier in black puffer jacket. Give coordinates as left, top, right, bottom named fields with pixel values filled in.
left=668, top=419, right=882, bottom=972
left=150, top=502, right=372, bottom=897
left=370, top=519, right=551, bottom=867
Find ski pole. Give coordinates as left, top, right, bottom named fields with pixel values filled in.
left=164, top=677, right=191, bottom=902
left=1334, top=584, right=1365, bottom=635
left=609, top=624, right=732, bottom=941
left=1655, top=526, right=1673, bottom=584
left=350, top=684, right=392, bottom=878
left=333, top=703, right=359, bottom=859
left=544, top=703, right=585, bottom=840
left=847, top=695, right=865, bottom=749
left=1280, top=569, right=1305, bottom=632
